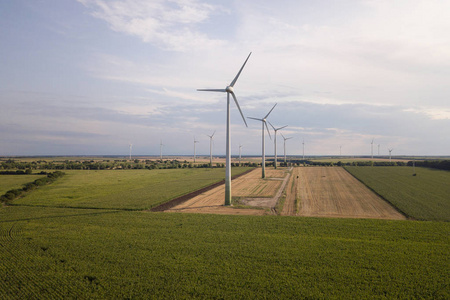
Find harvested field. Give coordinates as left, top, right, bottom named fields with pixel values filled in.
left=166, top=168, right=289, bottom=215
left=288, top=167, right=406, bottom=220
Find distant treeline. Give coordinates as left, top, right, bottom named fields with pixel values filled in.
left=0, top=171, right=65, bottom=204
left=407, top=160, right=450, bottom=171
left=0, top=159, right=259, bottom=170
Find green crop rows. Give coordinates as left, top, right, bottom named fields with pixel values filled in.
left=345, top=166, right=450, bottom=221
left=1, top=206, right=448, bottom=299
left=11, top=168, right=250, bottom=210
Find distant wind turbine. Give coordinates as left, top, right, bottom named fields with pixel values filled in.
left=281, top=133, right=292, bottom=164
left=248, top=103, right=277, bottom=178
left=302, top=138, right=305, bottom=160
left=239, top=144, right=243, bottom=166
left=193, top=137, right=199, bottom=163
left=197, top=52, right=250, bottom=206
left=160, top=140, right=164, bottom=161
left=388, top=148, right=394, bottom=162
left=269, top=122, right=287, bottom=169
left=371, top=139, right=374, bottom=159
left=129, top=142, right=132, bottom=160
left=206, top=131, right=216, bottom=167
left=378, top=144, right=380, bottom=156
left=340, top=145, right=342, bottom=156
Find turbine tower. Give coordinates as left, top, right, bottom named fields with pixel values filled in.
left=206, top=131, right=216, bottom=167
left=197, top=52, right=250, bottom=206
left=269, top=122, right=287, bottom=169
left=248, top=103, right=277, bottom=178
left=160, top=140, right=164, bottom=161
left=388, top=148, right=394, bottom=162
left=378, top=144, right=380, bottom=156
left=302, top=138, right=305, bottom=160
left=129, top=142, right=132, bottom=160
left=371, top=139, right=374, bottom=159
left=193, top=137, right=199, bottom=163
left=239, top=144, right=243, bottom=166
left=281, top=133, right=292, bottom=164
left=340, top=145, right=342, bottom=156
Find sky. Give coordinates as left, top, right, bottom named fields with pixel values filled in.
left=1, top=0, right=449, bottom=157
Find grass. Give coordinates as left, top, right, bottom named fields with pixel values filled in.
left=0, top=175, right=44, bottom=195
left=11, top=168, right=251, bottom=210
left=1, top=206, right=448, bottom=299
left=345, top=166, right=450, bottom=221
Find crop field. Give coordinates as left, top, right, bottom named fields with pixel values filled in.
left=0, top=175, right=45, bottom=195
left=281, top=167, right=405, bottom=219
left=11, top=168, right=251, bottom=210
left=345, top=166, right=450, bottom=221
left=1, top=206, right=448, bottom=299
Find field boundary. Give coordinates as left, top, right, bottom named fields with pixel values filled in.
left=343, top=167, right=410, bottom=220
left=150, top=168, right=255, bottom=212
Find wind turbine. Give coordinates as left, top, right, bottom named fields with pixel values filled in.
left=269, top=122, right=287, bottom=169
left=129, top=142, right=132, bottom=160
left=378, top=144, right=380, bottom=156
left=160, top=140, right=164, bottom=161
left=388, top=148, right=394, bottom=162
left=302, top=138, right=305, bottom=160
left=193, top=137, right=199, bottom=163
left=248, top=103, right=277, bottom=178
left=281, top=133, right=292, bottom=164
left=206, top=131, right=216, bottom=167
left=371, top=139, right=374, bottom=159
left=197, top=52, right=250, bottom=206
left=239, top=144, right=243, bottom=166
left=340, top=145, right=342, bottom=156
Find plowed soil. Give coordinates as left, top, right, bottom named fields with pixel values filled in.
left=281, top=167, right=406, bottom=220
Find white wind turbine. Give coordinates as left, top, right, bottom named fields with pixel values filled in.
left=193, top=137, right=199, bottom=163
left=302, top=138, right=305, bottom=160
left=248, top=103, right=277, bottom=178
left=388, top=148, right=394, bottom=162
left=129, top=142, right=132, bottom=160
left=378, top=144, right=380, bottom=156
left=160, top=140, right=164, bottom=161
left=197, top=53, right=250, bottom=206
left=371, top=139, right=374, bottom=159
left=269, top=122, right=287, bottom=169
left=281, top=133, right=292, bottom=164
left=239, top=144, right=243, bottom=166
left=206, top=131, right=216, bottom=167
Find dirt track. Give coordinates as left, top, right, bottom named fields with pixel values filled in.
left=282, top=167, right=406, bottom=220
left=166, top=168, right=287, bottom=215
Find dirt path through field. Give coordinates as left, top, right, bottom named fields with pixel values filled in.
left=292, top=167, right=406, bottom=220
left=166, top=168, right=289, bottom=215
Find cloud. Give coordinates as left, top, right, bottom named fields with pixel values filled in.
left=77, top=0, right=227, bottom=51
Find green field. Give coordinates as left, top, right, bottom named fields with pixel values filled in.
left=0, top=175, right=45, bottom=195
left=11, top=168, right=250, bottom=210
left=345, top=166, right=450, bottom=221
left=1, top=206, right=448, bottom=299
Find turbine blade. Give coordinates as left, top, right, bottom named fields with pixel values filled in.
left=197, top=89, right=227, bottom=92
left=230, top=52, right=252, bottom=87
left=265, top=121, right=272, bottom=140
left=278, top=125, right=288, bottom=130
left=212, top=130, right=216, bottom=138
left=231, top=92, right=248, bottom=127
left=268, top=121, right=276, bottom=131
left=247, top=117, right=263, bottom=121
left=281, top=133, right=286, bottom=139
left=264, top=103, right=277, bottom=119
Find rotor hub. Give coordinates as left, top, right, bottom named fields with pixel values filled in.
left=226, top=86, right=234, bottom=93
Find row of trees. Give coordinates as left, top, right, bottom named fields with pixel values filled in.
left=0, top=171, right=64, bottom=204
left=407, top=160, right=450, bottom=171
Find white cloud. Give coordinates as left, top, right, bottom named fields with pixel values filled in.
left=77, top=0, right=226, bottom=51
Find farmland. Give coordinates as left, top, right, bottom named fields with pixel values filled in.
left=345, top=166, right=450, bottom=221
left=10, top=168, right=251, bottom=210
left=0, top=175, right=45, bottom=195
left=1, top=206, right=449, bottom=299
